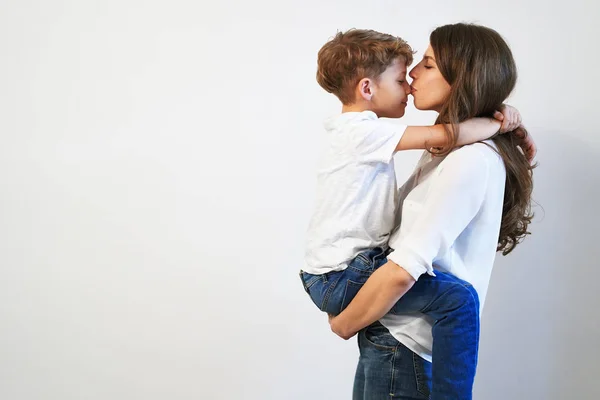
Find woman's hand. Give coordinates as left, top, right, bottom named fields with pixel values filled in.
left=328, top=314, right=357, bottom=340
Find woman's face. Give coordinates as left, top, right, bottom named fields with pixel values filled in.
left=408, top=45, right=451, bottom=112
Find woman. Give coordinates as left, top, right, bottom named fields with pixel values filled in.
left=330, top=23, right=535, bottom=399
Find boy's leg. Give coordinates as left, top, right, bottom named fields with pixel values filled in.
left=386, top=270, right=480, bottom=400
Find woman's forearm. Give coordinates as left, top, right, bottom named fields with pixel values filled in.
left=331, top=261, right=416, bottom=339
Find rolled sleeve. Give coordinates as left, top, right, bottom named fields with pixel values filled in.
left=387, top=145, right=492, bottom=280
left=387, top=246, right=433, bottom=281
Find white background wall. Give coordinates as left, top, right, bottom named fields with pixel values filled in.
left=1, top=0, right=599, bottom=399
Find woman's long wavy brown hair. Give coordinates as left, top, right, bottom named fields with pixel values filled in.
left=430, top=23, right=535, bottom=255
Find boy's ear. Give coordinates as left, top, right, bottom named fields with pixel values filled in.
left=358, top=78, right=374, bottom=101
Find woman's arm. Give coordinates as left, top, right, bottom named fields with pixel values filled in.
left=329, top=260, right=414, bottom=340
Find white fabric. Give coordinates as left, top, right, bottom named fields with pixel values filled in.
left=380, top=141, right=506, bottom=362
left=303, top=111, right=407, bottom=275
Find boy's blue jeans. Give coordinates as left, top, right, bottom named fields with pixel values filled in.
left=300, top=247, right=480, bottom=400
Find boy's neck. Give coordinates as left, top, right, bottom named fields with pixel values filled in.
left=342, top=100, right=376, bottom=115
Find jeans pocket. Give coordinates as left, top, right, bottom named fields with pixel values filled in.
left=412, top=352, right=432, bottom=397
left=362, top=322, right=400, bottom=350
left=348, top=254, right=375, bottom=275
left=339, top=279, right=364, bottom=314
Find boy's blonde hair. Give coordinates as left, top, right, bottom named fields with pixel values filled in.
left=316, top=29, right=415, bottom=105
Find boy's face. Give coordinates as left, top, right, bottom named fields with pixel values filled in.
left=371, top=58, right=411, bottom=118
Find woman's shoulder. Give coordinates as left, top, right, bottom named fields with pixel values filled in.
left=448, top=140, right=504, bottom=166
left=435, top=141, right=505, bottom=181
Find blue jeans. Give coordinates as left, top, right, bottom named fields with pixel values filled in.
left=354, top=322, right=432, bottom=399
left=299, top=247, right=480, bottom=400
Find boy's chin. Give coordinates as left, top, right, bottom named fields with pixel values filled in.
left=378, top=109, right=406, bottom=119
left=389, top=111, right=406, bottom=118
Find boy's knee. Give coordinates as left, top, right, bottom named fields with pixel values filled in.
left=446, top=283, right=480, bottom=311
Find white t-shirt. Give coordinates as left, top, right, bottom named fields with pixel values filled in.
left=380, top=141, right=506, bottom=362
left=303, top=111, right=406, bottom=274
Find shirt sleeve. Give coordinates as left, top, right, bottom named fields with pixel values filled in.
left=387, top=145, right=492, bottom=280
left=352, top=119, right=407, bottom=164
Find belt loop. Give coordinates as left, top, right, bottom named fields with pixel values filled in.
left=299, top=270, right=310, bottom=293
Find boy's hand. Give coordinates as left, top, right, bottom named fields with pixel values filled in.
left=514, top=125, right=537, bottom=163
left=492, top=105, right=536, bottom=163
left=493, top=104, right=522, bottom=133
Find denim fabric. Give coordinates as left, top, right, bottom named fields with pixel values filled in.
left=300, top=247, right=480, bottom=399
left=353, top=322, right=432, bottom=400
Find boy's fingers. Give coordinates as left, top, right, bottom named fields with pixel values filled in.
left=510, top=110, right=520, bottom=131
left=526, top=145, right=537, bottom=162
left=501, top=117, right=511, bottom=133
left=509, top=109, right=517, bottom=130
